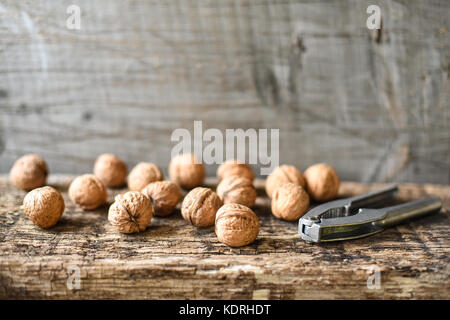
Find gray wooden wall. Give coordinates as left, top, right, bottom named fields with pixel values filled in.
left=0, top=0, right=449, bottom=183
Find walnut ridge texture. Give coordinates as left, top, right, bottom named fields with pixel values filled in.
left=181, top=187, right=222, bottom=227
left=265, top=165, right=306, bottom=198
left=169, top=153, right=205, bottom=189
left=215, top=203, right=259, bottom=247
left=23, top=186, right=65, bottom=228
left=141, top=181, right=181, bottom=217
left=108, top=191, right=153, bottom=233
left=271, top=183, right=310, bottom=221
left=304, top=163, right=340, bottom=202
left=127, top=162, right=163, bottom=191
left=93, top=153, right=127, bottom=187
left=68, top=174, right=107, bottom=210
left=216, top=175, right=256, bottom=208
left=217, top=160, right=254, bottom=181
left=10, top=154, right=48, bottom=191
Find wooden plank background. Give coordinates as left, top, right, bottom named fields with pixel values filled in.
left=0, top=0, right=449, bottom=183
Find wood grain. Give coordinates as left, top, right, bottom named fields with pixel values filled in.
left=0, top=175, right=449, bottom=299
left=0, top=0, right=449, bottom=183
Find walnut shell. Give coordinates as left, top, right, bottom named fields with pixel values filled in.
left=215, top=203, right=259, bottom=247
left=10, top=154, right=48, bottom=190
left=93, top=153, right=127, bottom=187
left=304, top=163, right=340, bottom=202
left=68, top=174, right=107, bottom=210
left=271, top=183, right=310, bottom=221
left=23, top=186, right=65, bottom=228
left=169, top=153, right=205, bottom=189
left=181, top=187, right=222, bottom=227
left=141, top=181, right=181, bottom=217
left=216, top=175, right=256, bottom=208
left=217, top=160, right=254, bottom=181
left=108, top=191, right=153, bottom=233
left=128, top=162, right=163, bottom=191
left=265, top=165, right=306, bottom=198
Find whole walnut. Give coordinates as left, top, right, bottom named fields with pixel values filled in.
left=141, top=181, right=181, bottom=217
left=128, top=162, right=163, bottom=191
left=108, top=191, right=153, bottom=233
left=10, top=154, right=48, bottom=190
left=216, top=175, right=256, bottom=208
left=181, top=187, right=222, bottom=227
left=169, top=153, right=205, bottom=189
left=265, top=165, right=306, bottom=198
left=271, top=183, right=310, bottom=221
left=304, top=163, right=340, bottom=202
left=23, top=186, right=65, bottom=228
left=69, top=174, right=107, bottom=210
left=93, top=153, right=127, bottom=187
left=215, top=203, right=259, bottom=247
left=217, top=160, right=254, bottom=181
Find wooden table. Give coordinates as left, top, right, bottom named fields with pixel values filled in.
left=0, top=175, right=449, bottom=299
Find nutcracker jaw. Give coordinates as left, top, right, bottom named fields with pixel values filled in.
left=298, top=185, right=441, bottom=243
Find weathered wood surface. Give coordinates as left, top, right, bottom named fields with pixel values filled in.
left=0, top=0, right=449, bottom=184
left=0, top=175, right=449, bottom=299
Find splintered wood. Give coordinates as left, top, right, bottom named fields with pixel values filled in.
left=0, top=175, right=448, bottom=299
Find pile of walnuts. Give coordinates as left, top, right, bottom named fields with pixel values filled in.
left=10, top=153, right=339, bottom=248
left=266, top=163, right=340, bottom=221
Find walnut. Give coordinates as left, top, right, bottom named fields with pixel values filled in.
left=271, top=183, right=310, bottom=221
left=141, top=181, right=181, bottom=217
left=127, top=162, right=163, bottom=191
left=215, top=203, right=259, bottom=247
left=108, top=191, right=153, bottom=233
left=181, top=187, right=222, bottom=227
left=217, top=160, right=254, bottom=181
left=23, top=186, right=65, bottom=228
left=304, top=163, right=340, bottom=202
left=216, top=175, right=256, bottom=208
left=265, top=165, right=306, bottom=198
left=68, top=174, right=107, bottom=210
left=10, top=154, right=48, bottom=190
left=93, top=153, right=127, bottom=187
left=169, top=153, right=205, bottom=189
